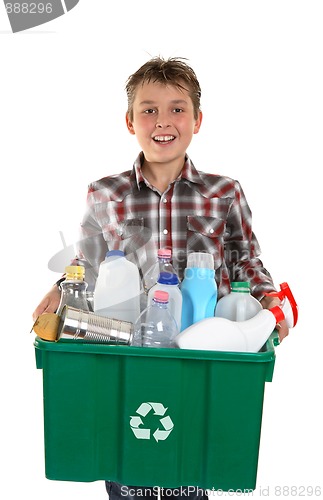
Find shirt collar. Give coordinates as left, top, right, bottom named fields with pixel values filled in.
left=180, top=156, right=205, bottom=186
left=132, top=152, right=146, bottom=190
left=132, top=152, right=205, bottom=191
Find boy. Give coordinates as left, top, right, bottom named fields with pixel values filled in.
left=33, top=57, right=288, bottom=498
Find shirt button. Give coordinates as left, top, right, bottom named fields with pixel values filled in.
left=162, top=198, right=167, bottom=203
left=163, top=229, right=168, bottom=235
left=209, top=228, right=214, bottom=234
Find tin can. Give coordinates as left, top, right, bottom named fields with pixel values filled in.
left=58, top=305, right=133, bottom=345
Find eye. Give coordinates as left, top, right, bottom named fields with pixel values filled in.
left=173, top=108, right=184, bottom=113
left=144, top=109, right=156, bottom=114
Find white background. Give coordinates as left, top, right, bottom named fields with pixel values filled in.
left=1, top=1, right=322, bottom=498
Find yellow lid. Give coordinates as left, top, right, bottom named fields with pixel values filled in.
left=65, top=265, right=85, bottom=281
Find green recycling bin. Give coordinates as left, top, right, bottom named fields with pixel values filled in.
left=34, top=333, right=277, bottom=491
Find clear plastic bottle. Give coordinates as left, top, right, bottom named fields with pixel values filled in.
left=93, top=250, right=141, bottom=324
left=180, top=252, right=217, bottom=331
left=143, top=248, right=177, bottom=295
left=56, top=265, right=89, bottom=317
left=133, top=290, right=178, bottom=348
left=214, top=282, right=262, bottom=321
left=147, top=272, right=182, bottom=331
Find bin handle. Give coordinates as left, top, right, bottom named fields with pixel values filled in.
left=269, top=330, right=280, bottom=348
left=264, top=331, right=279, bottom=382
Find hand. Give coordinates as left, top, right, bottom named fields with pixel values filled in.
left=32, top=285, right=61, bottom=322
left=260, top=295, right=289, bottom=342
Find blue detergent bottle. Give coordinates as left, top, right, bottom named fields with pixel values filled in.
left=180, top=252, right=218, bottom=331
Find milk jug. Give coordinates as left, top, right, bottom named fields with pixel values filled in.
left=94, top=250, right=141, bottom=324
left=215, top=281, right=262, bottom=321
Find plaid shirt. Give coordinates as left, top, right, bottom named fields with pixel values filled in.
left=77, top=152, right=275, bottom=300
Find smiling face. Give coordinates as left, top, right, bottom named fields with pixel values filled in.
left=126, top=81, right=202, bottom=170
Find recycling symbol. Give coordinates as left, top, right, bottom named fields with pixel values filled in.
left=130, top=402, right=174, bottom=442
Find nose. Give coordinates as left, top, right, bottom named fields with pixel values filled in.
left=156, top=121, right=171, bottom=129
left=155, top=111, right=171, bottom=128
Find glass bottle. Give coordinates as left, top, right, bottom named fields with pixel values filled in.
left=56, top=265, right=89, bottom=316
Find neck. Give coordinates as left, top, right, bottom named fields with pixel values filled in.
left=141, top=156, right=185, bottom=193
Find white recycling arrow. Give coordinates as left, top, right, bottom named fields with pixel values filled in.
left=153, top=429, right=170, bottom=441
left=129, top=416, right=143, bottom=428
left=132, top=428, right=151, bottom=440
left=153, top=415, right=174, bottom=442
left=149, top=402, right=168, bottom=416
left=136, top=402, right=152, bottom=417
left=129, top=415, right=151, bottom=440
left=160, top=415, right=174, bottom=431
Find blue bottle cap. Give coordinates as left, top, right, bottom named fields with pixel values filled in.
left=157, top=271, right=179, bottom=285
left=106, top=250, right=124, bottom=258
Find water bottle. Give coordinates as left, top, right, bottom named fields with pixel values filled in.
left=143, top=248, right=177, bottom=295
left=133, top=290, right=178, bottom=348
left=215, top=281, right=262, bottom=321
left=180, top=252, right=217, bottom=331
left=56, top=265, right=89, bottom=317
left=147, top=271, right=182, bottom=331
left=93, top=250, right=141, bottom=324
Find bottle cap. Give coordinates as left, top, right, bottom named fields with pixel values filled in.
left=187, top=252, right=214, bottom=269
left=157, top=272, right=179, bottom=285
left=270, top=305, right=285, bottom=324
left=65, top=266, right=85, bottom=281
left=231, top=281, right=250, bottom=293
left=158, top=248, right=172, bottom=259
left=265, top=282, right=298, bottom=328
left=106, top=250, right=124, bottom=258
left=153, top=290, right=169, bottom=303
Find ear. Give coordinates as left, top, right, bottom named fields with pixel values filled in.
left=126, top=112, right=136, bottom=135
left=193, top=111, right=203, bottom=134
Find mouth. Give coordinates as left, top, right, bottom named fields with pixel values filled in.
left=152, top=135, right=176, bottom=144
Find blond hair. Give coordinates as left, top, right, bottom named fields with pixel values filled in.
left=125, top=56, right=202, bottom=121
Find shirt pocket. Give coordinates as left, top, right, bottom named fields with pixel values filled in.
left=102, top=217, right=151, bottom=256
left=186, top=215, right=226, bottom=270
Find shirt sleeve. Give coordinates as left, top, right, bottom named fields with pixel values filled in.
left=75, top=184, right=108, bottom=291
left=224, top=180, right=277, bottom=300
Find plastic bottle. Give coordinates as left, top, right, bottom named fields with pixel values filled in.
left=133, top=290, right=178, bottom=348
left=214, top=281, right=262, bottom=321
left=180, top=252, right=217, bottom=331
left=56, top=265, right=89, bottom=317
left=143, top=248, right=177, bottom=295
left=175, top=282, right=298, bottom=353
left=147, top=271, right=182, bottom=331
left=93, top=250, right=141, bottom=324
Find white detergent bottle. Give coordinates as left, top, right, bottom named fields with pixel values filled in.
left=175, top=282, right=298, bottom=353
left=94, top=250, right=141, bottom=324
left=215, top=281, right=262, bottom=321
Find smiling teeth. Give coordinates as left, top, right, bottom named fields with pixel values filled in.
left=154, top=135, right=175, bottom=142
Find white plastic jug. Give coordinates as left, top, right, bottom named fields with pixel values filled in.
left=215, top=282, right=262, bottom=321
left=94, top=250, right=141, bottom=324
left=175, top=282, right=298, bottom=353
